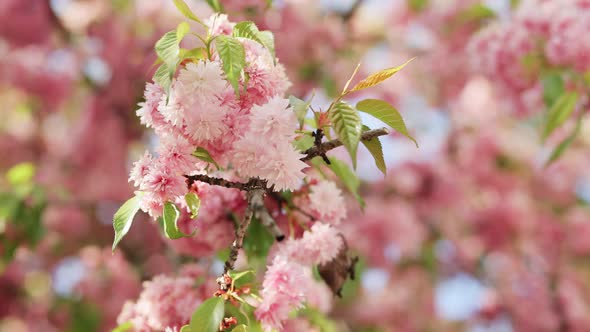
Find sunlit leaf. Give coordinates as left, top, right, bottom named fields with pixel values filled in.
left=356, top=99, right=418, bottom=147
left=6, top=162, right=35, bottom=187
left=542, top=72, right=565, bottom=108
left=162, top=202, right=195, bottom=239
left=329, top=101, right=362, bottom=168
left=293, top=134, right=314, bottom=152
left=112, top=196, right=141, bottom=251
left=546, top=114, right=583, bottom=166
left=153, top=62, right=172, bottom=92
left=205, top=0, right=224, bottom=12
left=232, top=325, right=249, bottom=332
left=349, top=58, right=414, bottom=92
left=361, top=126, right=386, bottom=175
left=192, top=147, right=221, bottom=169
left=458, top=3, right=495, bottom=22
left=189, top=297, right=225, bottom=332
left=173, top=0, right=204, bottom=24
left=543, top=92, right=578, bottom=140
left=176, top=22, right=190, bottom=40
left=543, top=91, right=579, bottom=138
left=155, top=31, right=180, bottom=75
left=289, top=95, right=310, bottom=128
left=185, top=192, right=201, bottom=219
left=215, top=35, right=246, bottom=95
left=232, top=21, right=275, bottom=62
left=112, top=322, right=133, bottom=332
left=228, top=270, right=256, bottom=288
left=180, top=47, right=207, bottom=61
left=155, top=22, right=190, bottom=89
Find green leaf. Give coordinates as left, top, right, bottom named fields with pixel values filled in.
left=155, top=22, right=190, bottom=84
left=542, top=73, right=565, bottom=107
left=189, top=296, right=225, bottom=332
left=153, top=62, right=172, bottom=92
left=243, top=217, right=274, bottom=263
left=356, top=99, right=418, bottom=147
left=258, top=31, right=275, bottom=62
left=349, top=58, right=414, bottom=92
left=543, top=92, right=578, bottom=140
left=6, top=162, right=35, bottom=187
left=163, top=202, right=195, bottom=239
left=232, top=22, right=275, bottom=62
left=289, top=95, right=310, bottom=128
left=192, top=147, right=221, bottom=169
left=328, top=157, right=364, bottom=208
left=155, top=31, right=179, bottom=73
left=180, top=325, right=191, bottom=332
left=112, top=196, right=141, bottom=251
left=361, top=126, right=386, bottom=175
left=173, top=0, right=204, bottom=24
left=458, top=3, right=495, bottom=22
left=293, top=134, right=314, bottom=152
left=112, top=321, right=133, bottom=332
left=185, top=193, right=201, bottom=219
left=228, top=270, right=255, bottom=288
left=215, top=35, right=246, bottom=95
left=546, top=114, right=583, bottom=166
left=206, top=0, right=224, bottom=12
left=329, top=101, right=362, bottom=168
left=176, top=21, right=190, bottom=41
left=232, top=325, right=249, bottom=332
left=180, top=47, right=207, bottom=61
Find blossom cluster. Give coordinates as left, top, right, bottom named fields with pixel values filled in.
left=467, top=0, right=590, bottom=114
left=117, top=265, right=215, bottom=331
left=255, top=223, right=343, bottom=331
left=130, top=14, right=306, bottom=219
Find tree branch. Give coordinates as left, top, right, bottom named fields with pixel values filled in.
left=250, top=191, right=285, bottom=241
left=186, top=128, right=390, bottom=272
left=184, top=174, right=256, bottom=191
left=224, top=188, right=260, bottom=273
left=300, top=127, right=390, bottom=162
left=185, top=128, right=391, bottom=191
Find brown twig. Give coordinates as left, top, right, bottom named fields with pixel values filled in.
left=186, top=129, right=389, bottom=272
left=300, top=127, right=390, bottom=162
left=184, top=174, right=256, bottom=191
left=249, top=191, right=285, bottom=241
left=224, top=188, right=258, bottom=273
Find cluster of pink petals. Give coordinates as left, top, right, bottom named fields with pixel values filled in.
left=116, top=274, right=201, bottom=331
left=255, top=257, right=306, bottom=331
left=166, top=183, right=245, bottom=258
left=467, top=0, right=590, bottom=114
left=255, top=223, right=341, bottom=331
left=308, top=181, right=347, bottom=225
left=130, top=14, right=304, bottom=218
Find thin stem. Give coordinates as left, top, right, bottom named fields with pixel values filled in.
left=300, top=127, right=390, bottom=162
left=223, top=188, right=259, bottom=273
left=184, top=174, right=254, bottom=190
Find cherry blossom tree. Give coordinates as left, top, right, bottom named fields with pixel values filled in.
left=2, top=1, right=590, bottom=332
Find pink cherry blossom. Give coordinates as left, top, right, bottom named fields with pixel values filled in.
left=116, top=274, right=201, bottom=331
left=308, top=181, right=347, bottom=225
